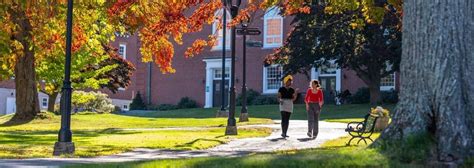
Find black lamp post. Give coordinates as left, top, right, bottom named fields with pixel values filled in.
left=225, top=0, right=241, bottom=135
left=53, top=0, right=75, bottom=156
left=217, top=0, right=229, bottom=118
left=239, top=19, right=249, bottom=122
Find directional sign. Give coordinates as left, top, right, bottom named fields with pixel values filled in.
left=236, top=27, right=261, bottom=36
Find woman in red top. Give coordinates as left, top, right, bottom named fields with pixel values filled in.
left=304, top=80, right=324, bottom=139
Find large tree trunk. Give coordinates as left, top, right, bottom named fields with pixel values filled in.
left=47, top=92, right=59, bottom=112
left=9, top=7, right=40, bottom=122
left=367, top=82, right=381, bottom=106
left=378, top=0, right=474, bottom=163
left=355, top=70, right=382, bottom=105
left=11, top=48, right=40, bottom=122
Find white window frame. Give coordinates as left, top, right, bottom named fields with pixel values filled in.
left=41, top=97, right=48, bottom=108
left=213, top=68, right=230, bottom=80
left=122, top=104, right=129, bottom=111
left=311, top=60, right=342, bottom=92
left=263, top=7, right=283, bottom=49
left=118, top=44, right=127, bottom=91
left=263, top=64, right=283, bottom=94
left=380, top=73, right=396, bottom=91
left=211, top=9, right=231, bottom=51
left=119, top=44, right=127, bottom=59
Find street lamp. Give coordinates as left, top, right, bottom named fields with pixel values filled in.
left=236, top=16, right=261, bottom=123
left=53, top=0, right=75, bottom=156
left=225, top=0, right=241, bottom=135
left=239, top=18, right=250, bottom=122
left=217, top=0, right=229, bottom=118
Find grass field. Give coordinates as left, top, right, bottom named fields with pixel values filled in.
left=124, top=104, right=397, bottom=122
left=0, top=113, right=272, bottom=158
left=0, top=103, right=396, bottom=159
left=66, top=133, right=420, bottom=168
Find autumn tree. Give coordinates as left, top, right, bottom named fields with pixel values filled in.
left=0, top=2, right=129, bottom=121
left=0, top=2, right=53, bottom=121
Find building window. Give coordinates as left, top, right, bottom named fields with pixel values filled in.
left=212, top=9, right=231, bottom=50
left=263, top=7, right=283, bottom=48
left=214, top=68, right=230, bottom=79
left=118, top=44, right=127, bottom=91
left=41, top=98, right=48, bottom=108
left=380, top=73, right=395, bottom=90
left=263, top=65, right=283, bottom=93
left=319, top=63, right=338, bottom=75
left=123, top=104, right=129, bottom=111
left=119, top=44, right=127, bottom=59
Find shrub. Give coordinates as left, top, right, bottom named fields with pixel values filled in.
left=252, top=95, right=279, bottom=105
left=177, top=97, right=198, bottom=109
left=351, top=87, right=370, bottom=104
left=130, top=92, right=146, bottom=110
left=237, top=89, right=261, bottom=106
left=72, top=91, right=115, bottom=113
left=112, top=106, right=123, bottom=113
left=381, top=89, right=399, bottom=104
left=145, top=105, right=159, bottom=111
left=157, top=104, right=179, bottom=111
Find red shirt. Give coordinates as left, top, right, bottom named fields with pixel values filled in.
left=305, top=88, right=324, bottom=103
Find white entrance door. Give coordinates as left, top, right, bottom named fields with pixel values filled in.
left=6, top=97, right=16, bottom=114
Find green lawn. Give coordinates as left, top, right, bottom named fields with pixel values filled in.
left=0, top=103, right=396, bottom=159
left=0, top=113, right=272, bottom=158
left=67, top=133, right=419, bottom=168
left=0, top=113, right=272, bottom=131
left=124, top=104, right=397, bottom=122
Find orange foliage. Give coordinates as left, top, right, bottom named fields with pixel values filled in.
left=107, top=0, right=310, bottom=73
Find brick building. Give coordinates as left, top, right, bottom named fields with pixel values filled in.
left=0, top=6, right=399, bottom=115
left=107, top=7, right=399, bottom=110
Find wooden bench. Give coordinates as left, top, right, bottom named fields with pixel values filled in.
left=344, top=113, right=379, bottom=145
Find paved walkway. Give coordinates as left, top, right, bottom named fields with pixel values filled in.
left=0, top=120, right=347, bottom=168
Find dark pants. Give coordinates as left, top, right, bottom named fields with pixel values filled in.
left=281, top=111, right=292, bottom=135
left=307, top=103, right=321, bottom=137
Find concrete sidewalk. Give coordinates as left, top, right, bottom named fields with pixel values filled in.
left=0, top=120, right=347, bottom=168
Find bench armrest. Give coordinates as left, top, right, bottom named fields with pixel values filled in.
left=346, top=122, right=363, bottom=132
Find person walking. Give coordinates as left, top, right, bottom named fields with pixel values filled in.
left=278, top=75, right=298, bottom=138
left=305, top=80, right=324, bottom=139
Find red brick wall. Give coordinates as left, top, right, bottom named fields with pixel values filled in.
left=127, top=8, right=301, bottom=106
left=0, top=80, right=15, bottom=89
left=105, top=4, right=400, bottom=107
left=341, top=69, right=367, bottom=94
left=106, top=35, right=148, bottom=101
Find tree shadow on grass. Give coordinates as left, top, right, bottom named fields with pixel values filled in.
left=174, top=138, right=226, bottom=149
left=0, top=119, right=34, bottom=127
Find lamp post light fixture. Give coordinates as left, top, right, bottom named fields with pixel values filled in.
left=236, top=18, right=261, bottom=123
left=224, top=0, right=241, bottom=135
left=239, top=19, right=250, bottom=122
left=53, top=0, right=75, bottom=156
left=217, top=0, right=229, bottom=118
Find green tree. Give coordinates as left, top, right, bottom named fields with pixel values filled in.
left=267, top=1, right=401, bottom=105
left=129, top=92, right=146, bottom=110
left=38, top=44, right=135, bottom=112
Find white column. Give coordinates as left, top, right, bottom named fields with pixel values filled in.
left=336, top=69, right=342, bottom=92
left=311, top=67, right=319, bottom=80
left=204, top=67, right=213, bottom=108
